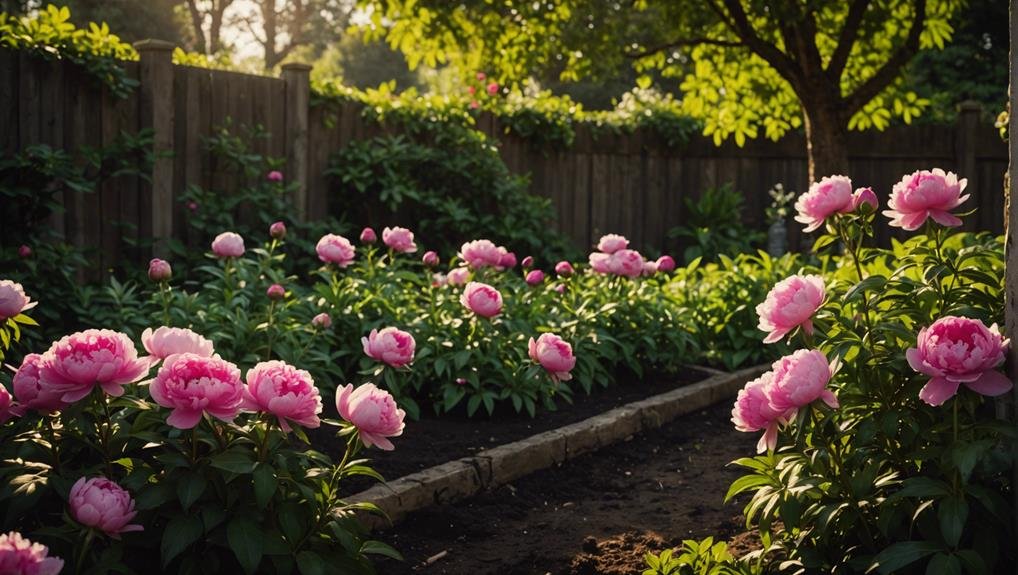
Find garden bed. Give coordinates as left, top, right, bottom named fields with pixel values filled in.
left=374, top=400, right=759, bottom=575
left=323, top=366, right=713, bottom=490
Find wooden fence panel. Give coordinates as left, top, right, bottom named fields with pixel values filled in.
left=2, top=51, right=1009, bottom=267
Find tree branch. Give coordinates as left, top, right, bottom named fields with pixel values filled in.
left=716, top=0, right=802, bottom=87
left=844, top=0, right=927, bottom=115
left=826, top=0, right=871, bottom=81
left=624, top=36, right=743, bottom=59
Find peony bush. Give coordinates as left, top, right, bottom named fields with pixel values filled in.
left=646, top=169, right=1012, bottom=574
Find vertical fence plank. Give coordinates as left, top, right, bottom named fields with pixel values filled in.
left=135, top=40, right=176, bottom=257
left=282, top=63, right=312, bottom=221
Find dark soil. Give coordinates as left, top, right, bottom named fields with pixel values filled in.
left=316, top=367, right=709, bottom=492
left=374, top=400, right=759, bottom=575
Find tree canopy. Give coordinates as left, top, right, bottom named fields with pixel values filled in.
left=357, top=0, right=967, bottom=178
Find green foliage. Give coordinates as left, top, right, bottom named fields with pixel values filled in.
left=668, top=184, right=764, bottom=264
left=325, top=121, right=575, bottom=264
left=644, top=538, right=753, bottom=575
left=662, top=211, right=1010, bottom=573
left=0, top=3, right=138, bottom=97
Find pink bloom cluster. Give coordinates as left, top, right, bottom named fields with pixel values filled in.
left=461, top=281, right=503, bottom=318
left=459, top=239, right=515, bottom=270
left=0, top=280, right=37, bottom=320
left=884, top=168, right=968, bottom=230
left=142, top=326, right=214, bottom=360
left=732, top=349, right=839, bottom=452
left=0, top=531, right=63, bottom=575
left=10, top=354, right=65, bottom=414
left=756, top=274, right=825, bottom=344
left=69, top=476, right=143, bottom=538
left=528, top=333, right=576, bottom=382
left=336, top=383, right=405, bottom=450
left=150, top=353, right=243, bottom=429
left=589, top=235, right=645, bottom=278
left=317, top=233, right=356, bottom=267
left=38, top=330, right=154, bottom=402
left=906, top=316, right=1011, bottom=406
left=363, top=327, right=416, bottom=368
left=211, top=232, right=245, bottom=258
left=243, top=360, right=322, bottom=432
left=382, top=226, right=417, bottom=253
left=793, top=176, right=879, bottom=233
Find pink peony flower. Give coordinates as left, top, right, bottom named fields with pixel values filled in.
left=521, top=256, right=534, bottom=269
left=432, top=273, right=447, bottom=287
left=447, top=267, right=471, bottom=286
left=141, top=327, right=214, bottom=361
left=0, top=385, right=11, bottom=424
left=906, top=316, right=1011, bottom=406
left=756, top=275, right=825, bottom=344
left=459, top=239, right=504, bottom=269
left=850, top=187, right=878, bottom=213
left=498, top=251, right=517, bottom=270
left=528, top=333, right=575, bottom=382
left=316, top=234, right=356, bottom=267
left=554, top=261, right=574, bottom=277
left=765, top=349, right=840, bottom=414
left=335, top=383, right=405, bottom=450
left=242, top=361, right=322, bottom=432
left=467, top=86, right=476, bottom=95
left=382, top=226, right=417, bottom=253
left=656, top=255, right=676, bottom=273
left=0, top=281, right=36, bottom=320
left=422, top=251, right=439, bottom=267
left=362, top=327, right=416, bottom=368
left=269, top=221, right=287, bottom=240
left=266, top=284, right=286, bottom=300
left=525, top=270, right=545, bottom=286
left=486, top=82, right=499, bottom=96
left=39, top=330, right=153, bottom=403
left=554, top=283, right=566, bottom=294
left=642, top=260, right=658, bottom=276
left=455, top=377, right=467, bottom=386
left=597, top=234, right=629, bottom=254
left=148, top=258, right=172, bottom=282
left=731, top=372, right=786, bottom=453
left=469, top=100, right=479, bottom=110
left=589, top=252, right=612, bottom=274
left=476, top=72, right=486, bottom=81
left=211, top=232, right=245, bottom=258
left=883, top=168, right=969, bottom=231
left=793, top=175, right=853, bottom=233
left=359, top=227, right=377, bottom=244
left=10, top=354, right=67, bottom=415
left=608, top=249, right=644, bottom=278
left=312, top=313, right=331, bottom=329
left=17, top=245, right=31, bottom=258
left=266, top=170, right=283, bottom=182
left=68, top=477, right=143, bottom=538
left=461, top=282, right=503, bottom=318
left=149, top=353, right=243, bottom=429
left=0, top=531, right=63, bottom=575
left=187, top=201, right=198, bottom=212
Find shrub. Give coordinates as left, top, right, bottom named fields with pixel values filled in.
left=668, top=184, right=764, bottom=263
left=647, top=169, right=1013, bottom=574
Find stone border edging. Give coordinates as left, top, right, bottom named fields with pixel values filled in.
left=344, top=363, right=768, bottom=530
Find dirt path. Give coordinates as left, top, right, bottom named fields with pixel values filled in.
left=375, top=400, right=757, bottom=575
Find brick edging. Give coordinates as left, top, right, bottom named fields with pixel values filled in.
left=343, top=364, right=768, bottom=529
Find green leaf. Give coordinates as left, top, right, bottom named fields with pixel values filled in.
left=723, top=473, right=772, bottom=503
left=209, top=450, right=256, bottom=474
left=296, top=550, right=325, bottom=575
left=177, top=472, right=206, bottom=511
left=925, top=553, right=961, bottom=575
left=360, top=540, right=404, bottom=561
left=227, top=516, right=263, bottom=575
left=870, top=541, right=942, bottom=574
left=161, top=514, right=204, bottom=567
left=938, top=495, right=968, bottom=548
left=253, top=464, right=276, bottom=510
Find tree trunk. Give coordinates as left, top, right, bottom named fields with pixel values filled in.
left=802, top=101, right=850, bottom=183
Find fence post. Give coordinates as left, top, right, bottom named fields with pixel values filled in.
left=282, top=63, right=311, bottom=222
left=135, top=39, right=175, bottom=257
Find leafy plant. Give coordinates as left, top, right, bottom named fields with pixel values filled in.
left=668, top=184, right=764, bottom=263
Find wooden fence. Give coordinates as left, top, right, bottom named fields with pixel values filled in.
left=1, top=44, right=1008, bottom=267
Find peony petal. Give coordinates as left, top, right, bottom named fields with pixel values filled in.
left=918, top=377, right=960, bottom=407
left=963, top=370, right=1013, bottom=398
left=166, top=408, right=203, bottom=429
left=928, top=210, right=962, bottom=228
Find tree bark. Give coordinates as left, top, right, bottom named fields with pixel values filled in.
left=802, top=100, right=850, bottom=182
